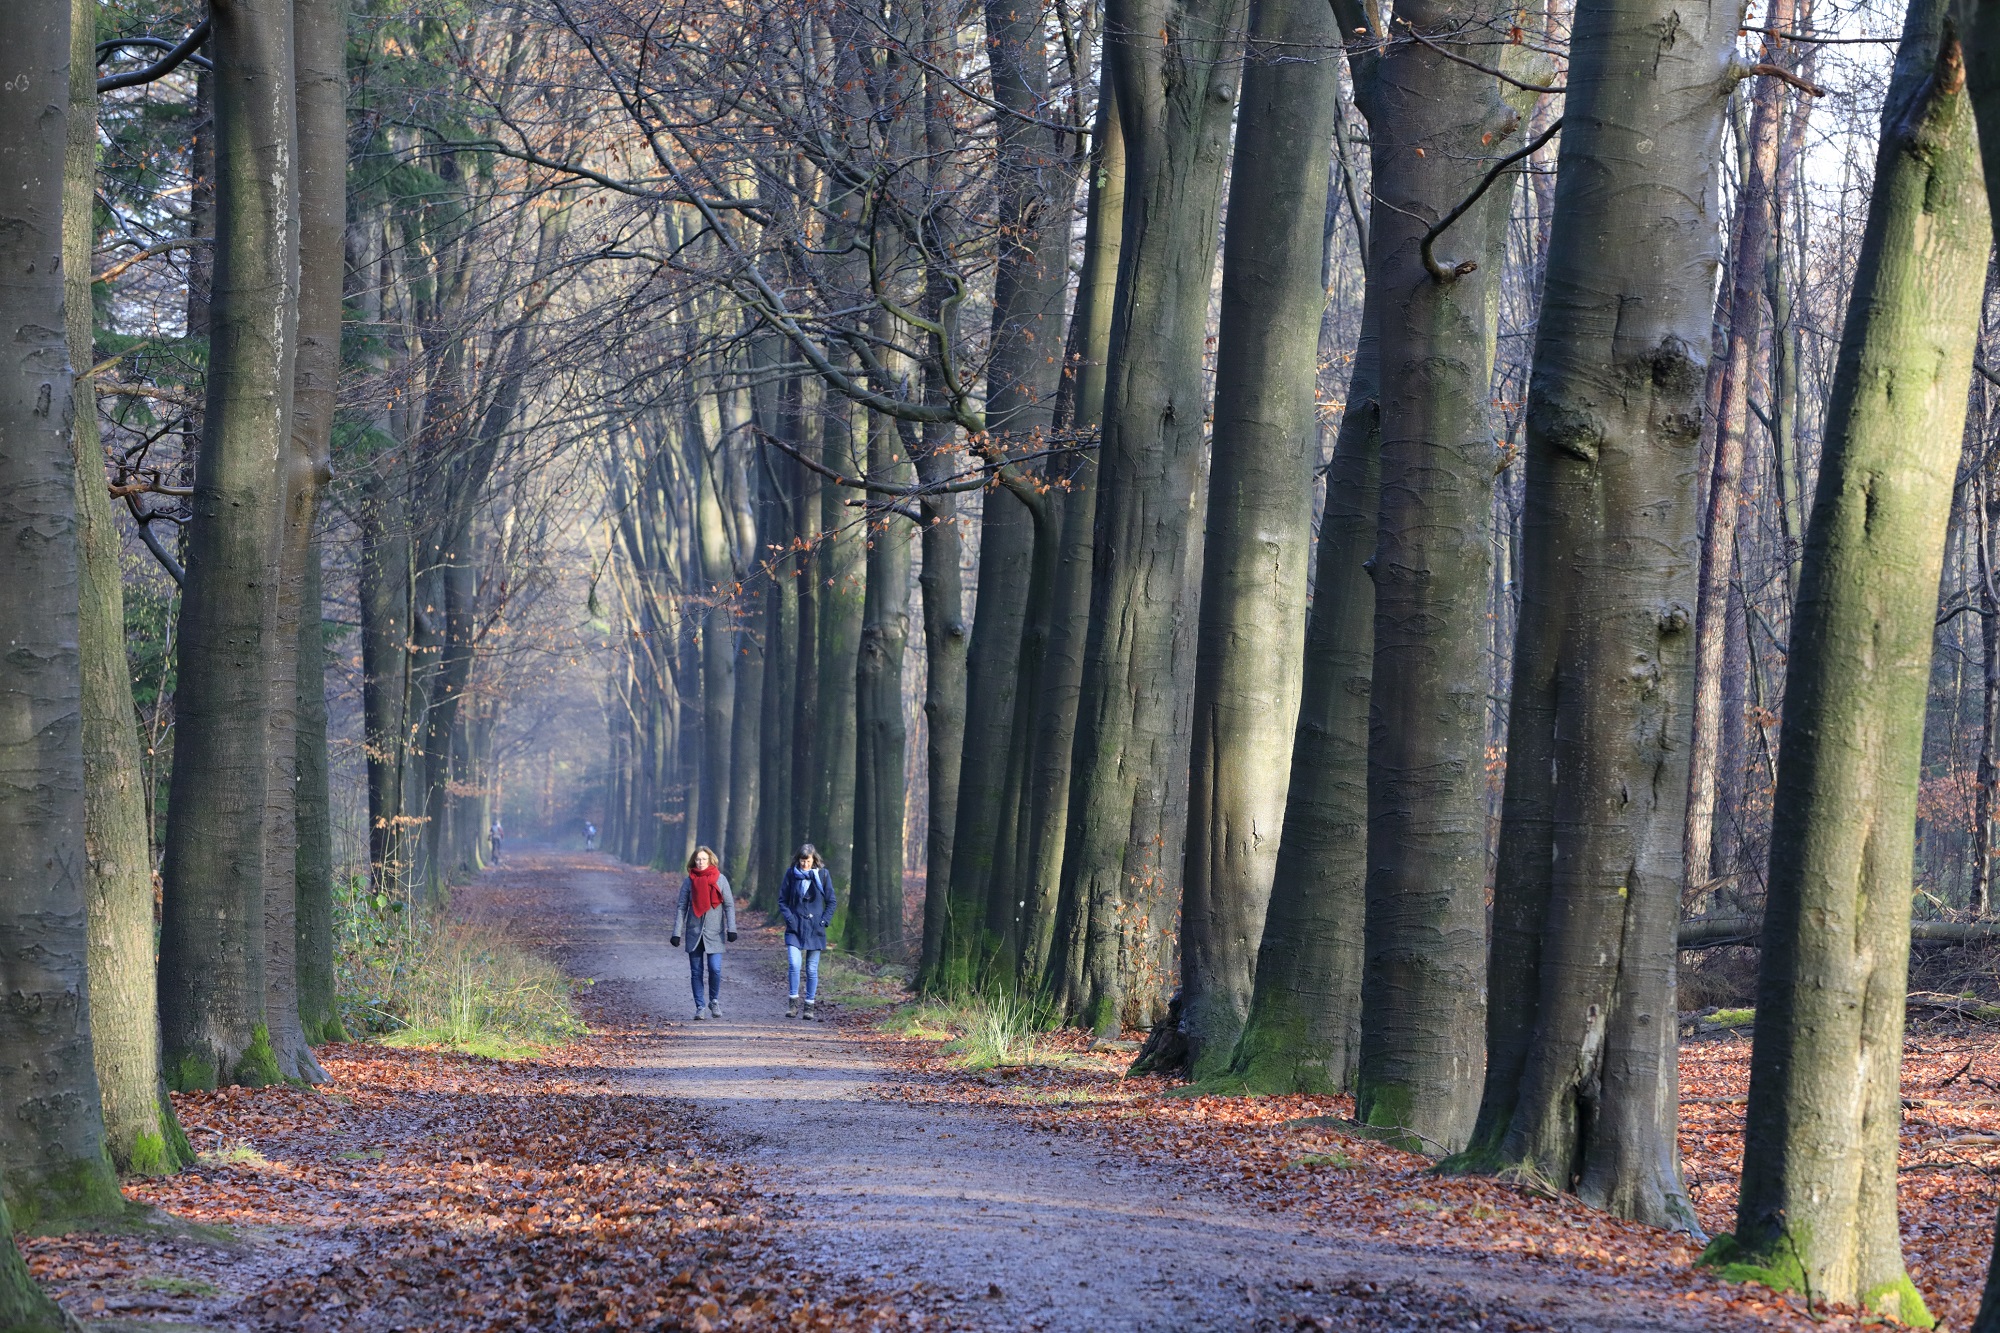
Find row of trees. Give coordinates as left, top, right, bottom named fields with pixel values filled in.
left=9, top=0, right=2000, bottom=1326
left=548, top=0, right=2000, bottom=1324
left=0, top=0, right=641, bottom=1325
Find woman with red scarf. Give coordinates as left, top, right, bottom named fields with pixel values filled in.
left=670, top=846, right=737, bottom=1020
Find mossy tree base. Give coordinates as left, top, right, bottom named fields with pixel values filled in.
left=5, top=1153, right=140, bottom=1237
left=168, top=1024, right=284, bottom=1095
left=1700, top=1234, right=1935, bottom=1328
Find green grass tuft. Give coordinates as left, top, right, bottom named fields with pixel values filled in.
left=1710, top=1007, right=1755, bottom=1026
left=341, top=915, right=584, bottom=1059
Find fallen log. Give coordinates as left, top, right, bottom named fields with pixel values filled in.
left=1678, top=916, right=2000, bottom=950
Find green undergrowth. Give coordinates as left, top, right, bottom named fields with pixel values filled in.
left=816, top=950, right=907, bottom=1010
left=335, top=882, right=584, bottom=1059
left=893, top=987, right=1068, bottom=1070
left=842, top=954, right=1076, bottom=1072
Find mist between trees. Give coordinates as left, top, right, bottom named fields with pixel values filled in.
left=9, top=0, right=2000, bottom=1323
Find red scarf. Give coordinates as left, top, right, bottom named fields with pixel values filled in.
left=690, top=864, right=723, bottom=917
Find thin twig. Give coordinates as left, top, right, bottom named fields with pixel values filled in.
left=1400, top=22, right=1565, bottom=93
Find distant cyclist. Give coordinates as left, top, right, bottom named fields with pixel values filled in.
left=489, top=818, right=504, bottom=865
left=583, top=821, right=598, bottom=852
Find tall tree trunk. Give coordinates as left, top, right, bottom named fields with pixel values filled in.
left=160, top=0, right=301, bottom=1092
left=0, top=0, right=128, bottom=1232
left=912, top=414, right=971, bottom=989
left=1724, top=0, right=1987, bottom=1316
left=968, top=0, right=1088, bottom=985
left=1036, top=78, right=1122, bottom=1003
left=1978, top=477, right=2000, bottom=916
left=694, top=396, right=737, bottom=857
left=1054, top=0, right=1246, bottom=1032
left=1174, top=0, right=1337, bottom=1077
left=295, top=543, right=343, bottom=1043
left=814, top=394, right=865, bottom=886
left=941, top=485, right=1034, bottom=976
left=754, top=372, right=801, bottom=908
left=360, top=470, right=413, bottom=900
left=1458, top=0, right=1732, bottom=1229
left=260, top=0, right=344, bottom=1084
left=65, top=0, right=192, bottom=1177
left=1225, top=349, right=1378, bottom=1093
left=791, top=390, right=822, bottom=859
left=1349, top=15, right=1533, bottom=1152
left=852, top=410, right=915, bottom=957
left=722, top=385, right=765, bottom=883
left=1686, top=1, right=1794, bottom=912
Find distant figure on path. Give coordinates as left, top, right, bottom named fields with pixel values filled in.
left=780, top=844, right=835, bottom=1020
left=489, top=818, right=504, bottom=865
left=583, top=821, right=597, bottom=852
left=671, top=846, right=737, bottom=1021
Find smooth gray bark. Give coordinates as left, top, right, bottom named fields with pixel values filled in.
left=160, top=0, right=300, bottom=1092
left=1460, top=0, right=1731, bottom=1229
left=1175, top=0, right=1337, bottom=1076
left=0, top=0, right=129, bottom=1230
left=1055, top=0, right=1247, bottom=1032
left=1727, top=0, right=1986, bottom=1316
left=65, top=0, right=191, bottom=1177
left=852, top=409, right=915, bottom=956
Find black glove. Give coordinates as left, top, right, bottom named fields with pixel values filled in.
left=669, top=936, right=681, bottom=947
left=726, top=931, right=738, bottom=943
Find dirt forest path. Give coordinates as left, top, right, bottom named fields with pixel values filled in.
left=501, top=850, right=1764, bottom=1333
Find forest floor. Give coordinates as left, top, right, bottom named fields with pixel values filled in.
left=22, top=849, right=2000, bottom=1331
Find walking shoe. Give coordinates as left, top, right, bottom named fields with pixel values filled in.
left=786, top=996, right=798, bottom=1018
left=708, top=1002, right=722, bottom=1020
left=693, top=1007, right=705, bottom=1021
left=804, top=1000, right=817, bottom=1021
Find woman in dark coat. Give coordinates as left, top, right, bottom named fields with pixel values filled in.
left=670, top=846, right=737, bottom=1021
left=778, top=843, right=835, bottom=1019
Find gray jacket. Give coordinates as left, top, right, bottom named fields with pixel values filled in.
left=672, top=874, right=737, bottom=954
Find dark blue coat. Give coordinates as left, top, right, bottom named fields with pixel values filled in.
left=779, top=866, right=835, bottom=950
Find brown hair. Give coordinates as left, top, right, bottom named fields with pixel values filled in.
left=795, top=842, right=821, bottom=868
left=687, top=846, right=720, bottom=873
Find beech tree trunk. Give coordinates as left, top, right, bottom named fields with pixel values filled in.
left=261, top=0, right=344, bottom=1083
left=160, top=0, right=301, bottom=1092
left=814, top=396, right=864, bottom=884
left=1685, top=0, right=1794, bottom=912
left=1350, top=11, right=1533, bottom=1152
left=64, top=0, right=192, bottom=1176
left=694, top=395, right=738, bottom=857
left=1223, top=285, right=1378, bottom=1091
left=1054, top=0, right=1246, bottom=1032
left=0, top=0, right=129, bottom=1233
left=1033, top=77, right=1121, bottom=1002
left=852, top=410, right=915, bottom=957
left=1174, top=0, right=1337, bottom=1076
left=722, top=386, right=764, bottom=884
left=912, top=415, right=971, bottom=988
left=1460, top=0, right=1731, bottom=1229
left=1726, top=0, right=1987, bottom=1317
left=295, top=544, right=342, bottom=1043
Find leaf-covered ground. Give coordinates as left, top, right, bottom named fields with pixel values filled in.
left=25, top=1024, right=940, bottom=1331
left=23, top=847, right=2000, bottom=1332
left=848, top=1010, right=2000, bottom=1330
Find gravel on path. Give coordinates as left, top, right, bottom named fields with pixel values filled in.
left=523, top=851, right=1765, bottom=1333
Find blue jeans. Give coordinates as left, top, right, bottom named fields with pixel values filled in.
left=688, top=948, right=722, bottom=1007
left=787, top=945, right=821, bottom=1001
